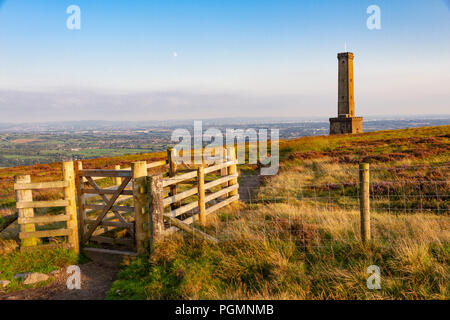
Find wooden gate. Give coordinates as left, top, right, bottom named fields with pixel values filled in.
left=76, top=162, right=136, bottom=253
left=75, top=160, right=167, bottom=255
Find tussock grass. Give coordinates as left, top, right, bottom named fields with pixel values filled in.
left=0, top=125, right=447, bottom=299
left=108, top=126, right=449, bottom=300
left=108, top=202, right=449, bottom=300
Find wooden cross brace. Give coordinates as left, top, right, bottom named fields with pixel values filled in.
left=82, top=176, right=133, bottom=243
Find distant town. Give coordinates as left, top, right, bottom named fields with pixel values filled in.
left=0, top=115, right=448, bottom=168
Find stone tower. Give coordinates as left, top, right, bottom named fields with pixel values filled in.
left=329, top=52, right=363, bottom=134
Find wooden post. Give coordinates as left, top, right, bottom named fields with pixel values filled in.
left=220, top=147, right=227, bottom=176
left=220, top=148, right=228, bottom=200
left=132, top=161, right=150, bottom=255
left=114, top=165, right=122, bottom=186
left=63, top=161, right=80, bottom=254
left=149, top=174, right=164, bottom=248
left=75, top=161, right=86, bottom=241
left=359, top=163, right=371, bottom=242
left=227, top=146, right=239, bottom=198
left=164, top=215, right=219, bottom=243
left=15, top=175, right=37, bottom=247
left=198, top=166, right=206, bottom=226
left=167, top=148, right=178, bottom=209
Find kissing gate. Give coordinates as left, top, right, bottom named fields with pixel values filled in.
left=14, top=147, right=239, bottom=255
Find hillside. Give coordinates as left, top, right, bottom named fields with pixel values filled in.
left=1, top=125, right=449, bottom=299
left=104, top=125, right=448, bottom=300
left=1, top=125, right=448, bottom=210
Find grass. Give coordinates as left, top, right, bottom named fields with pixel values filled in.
left=1, top=125, right=448, bottom=299
left=107, top=203, right=449, bottom=300
left=0, top=245, right=80, bottom=293
left=106, top=125, right=449, bottom=300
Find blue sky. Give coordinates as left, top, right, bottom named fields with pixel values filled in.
left=0, top=0, right=449, bottom=122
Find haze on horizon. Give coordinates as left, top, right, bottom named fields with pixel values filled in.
left=0, top=0, right=449, bottom=123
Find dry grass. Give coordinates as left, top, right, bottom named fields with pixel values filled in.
left=107, top=126, right=449, bottom=300
left=1, top=125, right=448, bottom=299
left=257, top=155, right=448, bottom=215
left=108, top=201, right=449, bottom=300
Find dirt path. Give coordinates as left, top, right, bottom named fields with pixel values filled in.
left=0, top=251, right=122, bottom=300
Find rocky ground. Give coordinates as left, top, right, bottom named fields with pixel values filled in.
left=0, top=251, right=122, bottom=300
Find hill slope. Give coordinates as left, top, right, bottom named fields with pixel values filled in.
left=1, top=126, right=448, bottom=300
left=105, top=125, right=448, bottom=300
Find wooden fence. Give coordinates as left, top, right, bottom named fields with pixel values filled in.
left=14, top=162, right=79, bottom=253
left=160, top=146, right=239, bottom=241
left=12, top=147, right=240, bottom=255
left=12, top=149, right=374, bottom=255
left=130, top=146, right=239, bottom=254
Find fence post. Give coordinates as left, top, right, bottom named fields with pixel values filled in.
left=114, top=165, right=122, bottom=186
left=198, top=166, right=206, bottom=226
left=132, top=161, right=150, bottom=255
left=359, top=163, right=371, bottom=243
left=15, top=175, right=38, bottom=248
left=221, top=147, right=227, bottom=175
left=227, top=146, right=239, bottom=198
left=75, top=161, right=86, bottom=239
left=63, top=161, right=80, bottom=254
left=149, top=174, right=164, bottom=248
left=220, top=148, right=228, bottom=200
left=167, top=147, right=178, bottom=209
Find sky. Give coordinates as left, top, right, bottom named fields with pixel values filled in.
left=0, top=0, right=449, bottom=122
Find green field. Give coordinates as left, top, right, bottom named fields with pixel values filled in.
left=0, top=132, right=169, bottom=167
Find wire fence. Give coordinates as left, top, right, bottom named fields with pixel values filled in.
left=237, top=182, right=449, bottom=214
left=211, top=164, right=449, bottom=244
left=238, top=163, right=449, bottom=215
left=1, top=163, right=449, bottom=245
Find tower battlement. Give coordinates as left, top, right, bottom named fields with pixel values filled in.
left=337, top=52, right=354, bottom=59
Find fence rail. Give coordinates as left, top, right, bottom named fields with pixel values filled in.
left=146, top=146, right=240, bottom=248
left=3, top=148, right=243, bottom=253
left=5, top=149, right=448, bottom=256
left=13, top=161, right=80, bottom=253
left=12, top=139, right=448, bottom=258
left=10, top=148, right=234, bottom=255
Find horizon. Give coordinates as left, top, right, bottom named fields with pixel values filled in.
left=0, top=0, right=449, bottom=122
left=1, top=113, right=450, bottom=126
